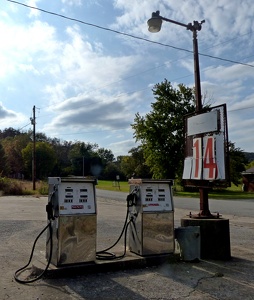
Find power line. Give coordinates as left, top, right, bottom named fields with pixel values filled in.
left=6, top=0, right=254, bottom=69
left=228, top=105, right=254, bottom=113
left=18, top=122, right=31, bottom=131
left=6, top=0, right=254, bottom=128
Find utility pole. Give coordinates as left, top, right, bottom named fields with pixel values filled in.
left=147, top=12, right=209, bottom=216
left=30, top=106, right=36, bottom=190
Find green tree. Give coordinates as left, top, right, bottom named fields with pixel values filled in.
left=0, top=143, right=8, bottom=175
left=132, top=79, right=196, bottom=179
left=97, top=148, right=115, bottom=165
left=103, top=162, right=123, bottom=180
left=118, top=147, right=152, bottom=179
left=229, top=142, right=248, bottom=186
left=119, top=155, right=136, bottom=179
left=49, top=139, right=73, bottom=176
left=68, top=142, right=101, bottom=176
left=0, top=127, right=21, bottom=139
left=246, top=160, right=254, bottom=169
left=1, top=133, right=31, bottom=177
left=22, top=142, right=57, bottom=179
left=128, top=146, right=152, bottom=178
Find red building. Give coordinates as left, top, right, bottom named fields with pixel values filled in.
left=242, top=167, right=254, bottom=192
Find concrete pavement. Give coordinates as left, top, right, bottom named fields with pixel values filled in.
left=0, top=195, right=254, bottom=299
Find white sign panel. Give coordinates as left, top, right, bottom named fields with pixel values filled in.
left=187, top=110, right=219, bottom=136
left=191, top=137, right=202, bottom=179
left=182, top=157, right=192, bottom=179
left=215, top=133, right=226, bottom=180
left=182, top=134, right=225, bottom=181
left=203, top=136, right=217, bottom=180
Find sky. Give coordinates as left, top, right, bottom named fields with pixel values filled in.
left=1, top=0, right=254, bottom=158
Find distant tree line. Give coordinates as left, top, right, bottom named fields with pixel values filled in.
left=244, top=152, right=254, bottom=163
left=0, top=127, right=151, bottom=181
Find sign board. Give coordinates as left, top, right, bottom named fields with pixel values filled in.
left=187, top=110, right=219, bottom=136
left=182, top=104, right=230, bottom=188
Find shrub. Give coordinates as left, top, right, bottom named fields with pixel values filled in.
left=0, top=177, right=23, bottom=195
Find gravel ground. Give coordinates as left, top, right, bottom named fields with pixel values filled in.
left=0, top=196, right=253, bottom=300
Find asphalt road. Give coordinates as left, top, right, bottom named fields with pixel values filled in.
left=96, top=188, right=254, bottom=217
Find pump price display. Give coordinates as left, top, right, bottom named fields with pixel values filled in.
left=71, top=205, right=84, bottom=209
left=183, top=134, right=225, bottom=181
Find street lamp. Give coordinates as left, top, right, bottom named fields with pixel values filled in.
left=147, top=11, right=210, bottom=217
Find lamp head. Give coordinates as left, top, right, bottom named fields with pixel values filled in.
left=147, top=11, right=162, bottom=33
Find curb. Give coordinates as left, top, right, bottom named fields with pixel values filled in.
left=43, top=253, right=178, bottom=279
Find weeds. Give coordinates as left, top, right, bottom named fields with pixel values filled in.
left=0, top=178, right=48, bottom=196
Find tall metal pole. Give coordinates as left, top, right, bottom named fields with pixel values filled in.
left=83, top=156, right=84, bottom=177
left=192, top=30, right=202, bottom=111
left=32, top=105, right=36, bottom=190
left=192, top=29, right=210, bottom=216
left=147, top=12, right=210, bottom=217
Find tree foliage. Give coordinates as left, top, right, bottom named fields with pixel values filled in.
left=119, top=147, right=151, bottom=179
left=68, top=142, right=103, bottom=177
left=0, top=128, right=118, bottom=180
left=229, top=142, right=248, bottom=186
left=97, top=148, right=115, bottom=165
left=132, top=79, right=196, bottom=179
left=0, top=143, right=8, bottom=175
left=246, top=160, right=254, bottom=170
left=22, top=142, right=57, bottom=179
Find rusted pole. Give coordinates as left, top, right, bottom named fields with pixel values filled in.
left=192, top=29, right=211, bottom=217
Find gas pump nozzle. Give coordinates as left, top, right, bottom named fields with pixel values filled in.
left=46, top=185, right=59, bottom=221
left=126, top=187, right=139, bottom=207
left=127, top=194, right=136, bottom=207
left=46, top=202, right=54, bottom=220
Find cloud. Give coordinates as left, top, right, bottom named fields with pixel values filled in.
left=27, top=0, right=41, bottom=17
left=2, top=0, right=254, bottom=156
left=109, top=139, right=140, bottom=157
left=61, top=0, right=82, bottom=6
left=227, top=112, right=254, bottom=151
left=0, top=103, right=26, bottom=128
left=43, top=92, right=135, bottom=134
left=204, top=63, right=254, bottom=82
left=43, top=25, right=142, bottom=105
left=0, top=19, right=58, bottom=78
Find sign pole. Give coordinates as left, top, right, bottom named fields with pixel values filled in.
left=192, top=27, right=211, bottom=217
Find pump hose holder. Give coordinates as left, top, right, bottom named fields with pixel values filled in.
left=127, top=193, right=138, bottom=207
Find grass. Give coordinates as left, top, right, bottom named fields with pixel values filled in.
left=1, top=178, right=253, bottom=200
left=175, top=190, right=254, bottom=200
left=175, top=183, right=254, bottom=199
left=96, top=180, right=254, bottom=200
left=96, top=180, right=129, bottom=193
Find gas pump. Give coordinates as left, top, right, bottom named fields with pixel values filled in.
left=46, top=177, right=97, bottom=266
left=128, top=179, right=174, bottom=256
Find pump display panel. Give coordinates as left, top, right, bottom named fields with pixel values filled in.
left=138, top=183, right=173, bottom=212
left=58, top=182, right=96, bottom=215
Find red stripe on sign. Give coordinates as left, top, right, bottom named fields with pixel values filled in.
left=71, top=205, right=84, bottom=209
left=148, top=203, right=159, bottom=206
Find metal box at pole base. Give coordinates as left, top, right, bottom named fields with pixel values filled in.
left=128, top=179, right=174, bottom=256
left=46, top=177, right=97, bottom=267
